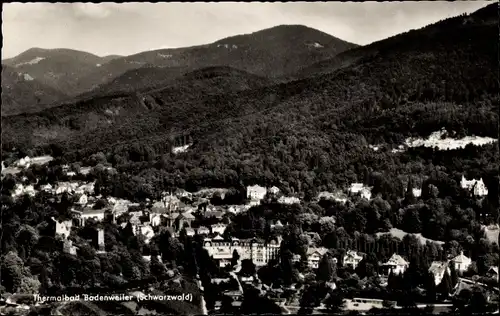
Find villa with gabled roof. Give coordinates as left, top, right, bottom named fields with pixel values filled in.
left=382, top=253, right=409, bottom=275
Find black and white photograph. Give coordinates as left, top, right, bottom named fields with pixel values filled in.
left=1, top=1, right=499, bottom=315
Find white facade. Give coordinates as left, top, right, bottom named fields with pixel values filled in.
left=269, top=186, right=280, bottom=195
left=135, top=225, right=155, bottom=244
left=350, top=184, right=372, bottom=200
left=41, top=184, right=53, bottom=193
left=412, top=188, right=422, bottom=197
left=429, top=261, right=451, bottom=285
left=203, top=237, right=280, bottom=267
left=317, top=191, right=349, bottom=204
left=16, top=156, right=31, bottom=168
left=349, top=183, right=364, bottom=194
left=63, top=240, right=78, bottom=255
left=12, top=184, right=36, bottom=198
left=80, top=209, right=106, bottom=224
left=360, top=188, right=372, bottom=200
left=271, top=220, right=284, bottom=230
left=75, top=182, right=95, bottom=195
left=460, top=176, right=488, bottom=196
left=77, top=194, right=88, bottom=205
left=55, top=182, right=79, bottom=195
left=452, top=251, right=472, bottom=273
left=197, top=226, right=210, bottom=235
left=307, top=247, right=329, bottom=269
left=383, top=254, right=409, bottom=275
left=227, top=205, right=246, bottom=214
left=278, top=196, right=301, bottom=205
left=247, top=185, right=267, bottom=202
left=150, top=214, right=163, bottom=227
left=343, top=250, right=364, bottom=270
left=97, top=228, right=105, bottom=252
left=54, top=219, right=73, bottom=239
left=211, top=223, right=227, bottom=235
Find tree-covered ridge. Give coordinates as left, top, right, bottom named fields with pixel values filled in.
left=1, top=65, right=68, bottom=116
left=296, top=3, right=498, bottom=78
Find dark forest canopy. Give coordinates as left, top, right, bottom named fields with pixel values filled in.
left=1, top=3, right=498, bottom=198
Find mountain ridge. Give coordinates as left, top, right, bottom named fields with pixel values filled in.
left=2, top=4, right=497, bottom=166
left=2, top=24, right=358, bottom=109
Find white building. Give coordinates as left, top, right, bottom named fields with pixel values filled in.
left=403, top=187, right=422, bottom=198
left=278, top=196, right=301, bottom=205
left=227, top=205, right=246, bottom=214
left=79, top=167, right=92, bottom=175
left=150, top=213, right=163, bottom=227
left=349, top=183, right=364, bottom=194
left=247, top=185, right=267, bottom=205
left=343, top=250, right=364, bottom=270
left=349, top=183, right=372, bottom=200
left=25, top=185, right=36, bottom=196
left=97, top=228, right=105, bottom=252
left=41, top=184, right=53, bottom=193
left=185, top=227, right=195, bottom=237
left=79, top=208, right=107, bottom=225
left=135, top=225, right=155, bottom=244
left=428, top=261, right=451, bottom=285
left=55, top=182, right=79, bottom=195
left=175, top=188, right=193, bottom=199
left=269, top=186, right=280, bottom=195
left=75, top=182, right=95, bottom=195
left=16, top=156, right=31, bottom=168
left=197, top=226, right=210, bottom=235
left=271, top=220, right=284, bottom=230
left=12, top=184, right=36, bottom=198
left=53, top=218, right=73, bottom=239
left=360, top=188, right=372, bottom=200
left=451, top=251, right=472, bottom=273
left=203, top=236, right=280, bottom=267
left=112, top=199, right=138, bottom=216
left=211, top=223, right=227, bottom=235
left=307, top=247, right=329, bottom=269
left=412, top=188, right=422, bottom=197
left=460, top=176, right=488, bottom=196
left=142, top=255, right=162, bottom=263
left=76, top=194, right=88, bottom=205
left=383, top=254, right=409, bottom=275
left=488, top=266, right=499, bottom=282
left=317, top=191, right=348, bottom=204
left=63, top=240, right=78, bottom=255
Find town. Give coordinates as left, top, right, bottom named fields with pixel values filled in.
left=1, top=151, right=498, bottom=315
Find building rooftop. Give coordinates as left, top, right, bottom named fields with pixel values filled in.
left=429, top=261, right=449, bottom=275
left=344, top=250, right=363, bottom=260
left=384, top=254, right=409, bottom=266
left=307, top=247, right=328, bottom=256
left=452, top=251, right=471, bottom=263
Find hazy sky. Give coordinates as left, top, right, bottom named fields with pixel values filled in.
left=2, top=1, right=492, bottom=58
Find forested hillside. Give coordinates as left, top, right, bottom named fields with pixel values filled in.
left=1, top=4, right=498, bottom=199
left=1, top=65, right=68, bottom=116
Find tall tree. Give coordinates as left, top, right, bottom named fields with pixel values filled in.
left=324, top=290, right=345, bottom=314
left=449, top=263, right=459, bottom=288
left=231, top=249, right=240, bottom=267
left=404, top=177, right=417, bottom=205
left=317, top=254, right=335, bottom=282
left=437, top=270, right=453, bottom=300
